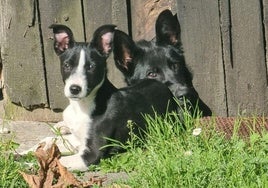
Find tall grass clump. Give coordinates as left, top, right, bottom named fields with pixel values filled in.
left=0, top=138, right=35, bottom=188
left=99, top=110, right=268, bottom=187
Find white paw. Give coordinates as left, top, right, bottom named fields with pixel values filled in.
left=0, top=127, right=10, bottom=134
left=54, top=121, right=71, bottom=135
left=55, top=134, right=80, bottom=155
left=60, top=154, right=88, bottom=171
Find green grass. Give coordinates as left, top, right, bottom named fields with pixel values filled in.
left=0, top=111, right=268, bottom=187
left=97, top=112, right=268, bottom=187
left=0, top=138, right=36, bottom=188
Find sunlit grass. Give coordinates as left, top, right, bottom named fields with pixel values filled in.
left=0, top=109, right=267, bottom=187
left=98, top=111, right=268, bottom=187
left=0, top=138, right=36, bottom=188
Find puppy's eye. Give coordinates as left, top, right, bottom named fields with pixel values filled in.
left=85, top=64, right=95, bottom=72
left=147, top=71, right=157, bottom=78
left=63, top=62, right=72, bottom=71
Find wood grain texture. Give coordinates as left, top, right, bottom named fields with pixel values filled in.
left=176, top=0, right=226, bottom=116
left=224, top=0, right=268, bottom=116
left=83, top=0, right=129, bottom=88
left=39, top=0, right=84, bottom=111
left=131, top=0, right=176, bottom=41
left=0, top=0, right=267, bottom=120
left=263, top=0, right=268, bottom=112
left=1, top=0, right=47, bottom=109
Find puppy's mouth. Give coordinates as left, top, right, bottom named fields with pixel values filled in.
left=69, top=96, right=82, bottom=101
left=67, top=92, right=91, bottom=100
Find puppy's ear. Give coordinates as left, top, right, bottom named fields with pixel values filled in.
left=91, top=25, right=116, bottom=58
left=49, top=24, right=75, bottom=55
left=155, top=9, right=181, bottom=46
left=113, top=30, right=137, bottom=76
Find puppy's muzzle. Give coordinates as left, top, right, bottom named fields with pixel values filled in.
left=70, top=85, right=82, bottom=95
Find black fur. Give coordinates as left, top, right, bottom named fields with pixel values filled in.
left=113, top=9, right=212, bottom=117
left=50, top=24, right=178, bottom=167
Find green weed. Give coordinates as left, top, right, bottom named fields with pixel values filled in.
left=0, top=110, right=268, bottom=187
left=98, top=112, right=268, bottom=187
left=0, top=138, right=37, bottom=188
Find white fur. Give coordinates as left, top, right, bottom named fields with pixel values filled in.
left=60, top=76, right=104, bottom=170
left=60, top=153, right=88, bottom=171
left=58, top=48, right=105, bottom=171
left=64, top=49, right=88, bottom=98
left=21, top=49, right=104, bottom=171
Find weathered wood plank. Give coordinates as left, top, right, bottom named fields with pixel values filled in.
left=130, top=0, right=176, bottom=41
left=176, top=0, right=226, bottom=116
left=218, top=0, right=233, bottom=116
left=225, top=1, right=268, bottom=116
left=0, top=0, right=267, bottom=121
left=1, top=0, right=47, bottom=109
left=83, top=0, right=129, bottom=88
left=83, top=0, right=128, bottom=39
left=263, top=0, right=268, bottom=114
left=39, top=0, right=84, bottom=111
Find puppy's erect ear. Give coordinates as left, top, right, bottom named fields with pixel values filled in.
left=113, top=30, right=137, bottom=76
left=155, top=9, right=181, bottom=46
left=49, top=24, right=75, bottom=56
left=91, top=25, right=116, bottom=58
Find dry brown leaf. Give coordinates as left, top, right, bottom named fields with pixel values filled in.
left=52, top=159, right=83, bottom=187
left=20, top=172, right=41, bottom=188
left=21, top=142, right=105, bottom=188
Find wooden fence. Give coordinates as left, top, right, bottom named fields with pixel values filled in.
left=0, top=0, right=267, bottom=121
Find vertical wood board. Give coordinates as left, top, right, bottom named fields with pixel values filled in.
left=83, top=0, right=129, bottom=88
left=39, top=0, right=84, bottom=111
left=225, top=0, right=268, bottom=116
left=1, top=0, right=47, bottom=109
left=218, top=0, right=232, bottom=116
left=263, top=0, right=268, bottom=113
left=176, top=0, right=226, bottom=116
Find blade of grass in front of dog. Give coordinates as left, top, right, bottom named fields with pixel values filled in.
left=99, top=113, right=268, bottom=187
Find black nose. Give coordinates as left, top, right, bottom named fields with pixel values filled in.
left=70, top=85, right=82, bottom=95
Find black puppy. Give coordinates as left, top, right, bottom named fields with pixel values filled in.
left=113, top=9, right=212, bottom=117
left=50, top=24, right=177, bottom=170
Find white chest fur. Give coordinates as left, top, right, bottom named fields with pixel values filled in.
left=63, top=98, right=95, bottom=149
left=59, top=97, right=96, bottom=171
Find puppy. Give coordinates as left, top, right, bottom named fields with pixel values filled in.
left=49, top=24, right=178, bottom=171
left=113, top=9, right=212, bottom=117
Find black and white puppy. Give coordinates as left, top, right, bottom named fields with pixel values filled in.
left=50, top=24, right=177, bottom=171
left=113, top=9, right=212, bottom=117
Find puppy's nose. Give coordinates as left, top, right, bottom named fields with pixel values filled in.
left=70, top=85, right=82, bottom=95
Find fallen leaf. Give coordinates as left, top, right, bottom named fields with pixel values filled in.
left=20, top=173, right=41, bottom=188
left=21, top=142, right=105, bottom=187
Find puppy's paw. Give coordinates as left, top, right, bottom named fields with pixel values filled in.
left=60, top=154, right=88, bottom=171
left=54, top=121, right=71, bottom=135
left=0, top=127, right=10, bottom=134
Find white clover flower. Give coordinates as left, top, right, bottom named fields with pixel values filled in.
left=192, top=127, right=202, bottom=136
left=184, top=150, right=193, bottom=156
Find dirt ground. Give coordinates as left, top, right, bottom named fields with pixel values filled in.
left=0, top=119, right=129, bottom=186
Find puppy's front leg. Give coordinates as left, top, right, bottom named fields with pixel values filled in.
left=60, top=154, right=88, bottom=171
left=60, top=138, right=104, bottom=171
